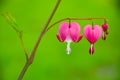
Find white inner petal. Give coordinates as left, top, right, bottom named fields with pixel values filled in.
left=91, top=44, right=93, bottom=53
left=65, top=36, right=72, bottom=55
left=66, top=41, right=71, bottom=54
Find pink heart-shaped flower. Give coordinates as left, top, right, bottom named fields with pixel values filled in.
left=102, top=24, right=109, bottom=40
left=56, top=22, right=83, bottom=54
left=57, top=22, right=82, bottom=42
left=84, top=25, right=102, bottom=44
left=84, top=25, right=102, bottom=55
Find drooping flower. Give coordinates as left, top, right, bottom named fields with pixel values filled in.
left=102, top=24, right=108, bottom=40
left=56, top=22, right=83, bottom=54
left=84, top=25, right=102, bottom=55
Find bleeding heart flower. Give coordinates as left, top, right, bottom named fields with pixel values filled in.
left=56, top=22, right=83, bottom=54
left=102, top=24, right=108, bottom=32
left=102, top=24, right=108, bottom=40
left=84, top=25, right=102, bottom=55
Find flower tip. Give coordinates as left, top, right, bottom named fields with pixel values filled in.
left=102, top=33, right=106, bottom=40
left=102, top=36, right=106, bottom=40
left=89, top=49, right=94, bottom=55
left=66, top=48, right=71, bottom=55
left=89, top=44, right=94, bottom=55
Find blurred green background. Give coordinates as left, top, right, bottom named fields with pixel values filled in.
left=0, top=0, right=120, bottom=80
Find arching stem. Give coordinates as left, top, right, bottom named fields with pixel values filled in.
left=46, top=17, right=106, bottom=32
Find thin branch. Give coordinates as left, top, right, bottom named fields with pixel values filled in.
left=18, top=0, right=61, bottom=80
left=46, top=17, right=106, bottom=32
left=29, top=0, right=61, bottom=62
left=1, top=13, right=21, bottom=33
left=19, top=33, right=29, bottom=61
left=2, top=13, right=28, bottom=61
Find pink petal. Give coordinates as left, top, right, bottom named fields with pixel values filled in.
left=84, top=25, right=102, bottom=44
left=70, top=22, right=80, bottom=42
left=59, top=22, right=69, bottom=42
left=84, top=25, right=93, bottom=43
left=94, top=25, right=102, bottom=42
left=76, top=35, right=83, bottom=43
left=56, top=34, right=63, bottom=42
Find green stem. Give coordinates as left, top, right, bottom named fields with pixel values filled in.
left=46, top=17, right=106, bottom=32
left=18, top=0, right=61, bottom=80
